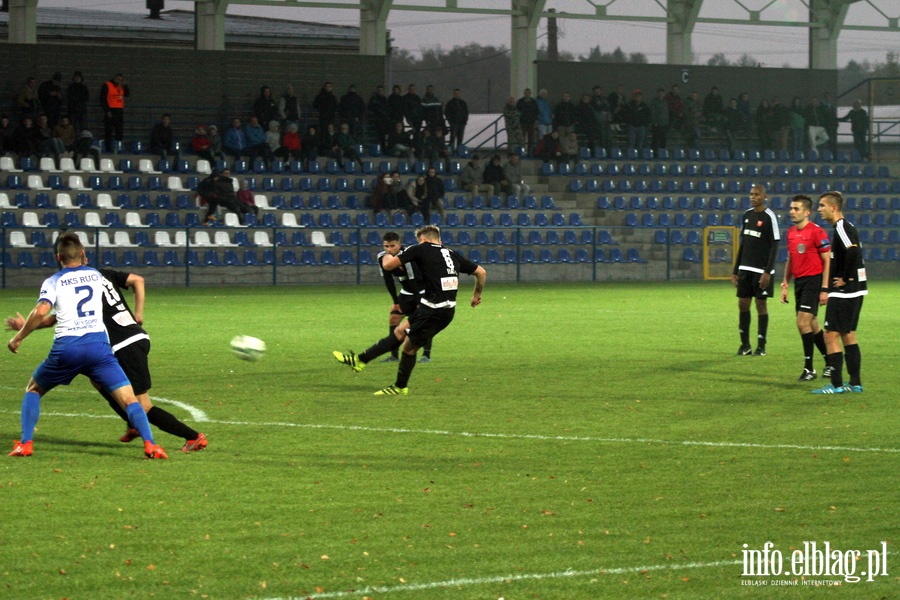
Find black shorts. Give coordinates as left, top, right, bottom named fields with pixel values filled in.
left=397, top=294, right=421, bottom=316
left=113, top=338, right=152, bottom=395
left=824, top=296, right=864, bottom=335
left=793, top=274, right=823, bottom=316
left=736, top=270, right=775, bottom=300
left=405, top=306, right=454, bottom=348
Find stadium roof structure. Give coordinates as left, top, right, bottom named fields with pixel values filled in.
left=0, top=8, right=361, bottom=52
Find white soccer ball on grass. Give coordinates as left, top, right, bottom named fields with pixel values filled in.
left=230, top=335, right=267, bottom=362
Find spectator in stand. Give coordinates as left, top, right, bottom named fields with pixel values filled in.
left=503, top=96, right=525, bottom=148
left=623, top=89, right=650, bottom=154
left=702, top=86, right=726, bottom=130
left=0, top=115, right=15, bottom=156
left=405, top=174, right=427, bottom=217
left=423, top=166, right=445, bottom=222
left=266, top=120, right=287, bottom=161
left=367, top=85, right=391, bottom=148
left=236, top=179, right=259, bottom=218
left=805, top=96, right=828, bottom=153
left=36, top=114, right=65, bottom=169
left=574, top=93, right=598, bottom=150
left=66, top=71, right=90, bottom=133
left=553, top=92, right=576, bottom=139
left=403, top=84, right=423, bottom=137
left=278, top=84, right=302, bottom=128
left=38, top=72, right=64, bottom=127
left=150, top=114, right=180, bottom=162
left=789, top=97, right=806, bottom=155
left=320, top=122, right=344, bottom=164
left=191, top=125, right=215, bottom=162
left=300, top=125, right=319, bottom=169
left=72, top=129, right=101, bottom=168
left=590, top=86, right=611, bottom=151
left=444, top=88, right=469, bottom=152
left=533, top=130, right=562, bottom=165
left=681, top=90, right=701, bottom=150
left=223, top=117, right=246, bottom=161
left=535, top=89, right=553, bottom=139
left=252, top=86, right=278, bottom=129
left=338, top=84, right=366, bottom=139
left=649, top=88, right=670, bottom=155
left=560, top=131, right=579, bottom=164
left=482, top=154, right=505, bottom=197
left=17, top=77, right=41, bottom=121
left=207, top=125, right=224, bottom=160
left=371, top=171, right=399, bottom=215
left=387, top=85, right=406, bottom=132
left=336, top=122, right=362, bottom=166
left=421, top=126, right=451, bottom=166
left=839, top=100, right=869, bottom=160
left=724, top=97, right=745, bottom=154
left=244, top=116, right=272, bottom=168
left=665, top=84, right=684, bottom=131
left=737, top=92, right=752, bottom=129
left=771, top=97, right=790, bottom=152
left=421, top=85, right=443, bottom=131
left=607, top=84, right=627, bottom=131
left=821, top=92, right=838, bottom=155
left=100, top=73, right=129, bottom=151
left=53, top=116, right=76, bottom=152
left=313, top=82, right=338, bottom=133
left=460, top=154, right=492, bottom=196
left=282, top=122, right=302, bottom=162
left=502, top=152, right=530, bottom=198
left=517, top=89, right=539, bottom=153
left=198, top=169, right=249, bottom=225
left=755, top=99, right=773, bottom=151
left=386, top=121, right=415, bottom=160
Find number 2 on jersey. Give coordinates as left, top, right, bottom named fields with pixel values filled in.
left=75, top=285, right=95, bottom=317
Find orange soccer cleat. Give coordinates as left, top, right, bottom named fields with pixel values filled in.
left=144, top=441, right=168, bottom=459
left=9, top=440, right=33, bottom=457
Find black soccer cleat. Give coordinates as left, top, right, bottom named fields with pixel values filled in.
left=753, top=347, right=766, bottom=356
left=822, top=365, right=834, bottom=378
left=797, top=368, right=817, bottom=382
left=737, top=345, right=752, bottom=356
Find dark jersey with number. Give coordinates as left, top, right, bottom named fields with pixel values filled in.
left=98, top=268, right=149, bottom=352
left=734, top=207, right=780, bottom=275
left=396, top=242, right=479, bottom=309
left=828, top=218, right=868, bottom=298
left=377, top=246, right=422, bottom=303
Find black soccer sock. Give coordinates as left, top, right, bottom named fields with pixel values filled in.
left=423, top=337, right=432, bottom=358
left=389, top=326, right=399, bottom=359
left=739, top=311, right=751, bottom=347
left=395, top=352, right=417, bottom=388
left=360, top=334, right=403, bottom=363
left=801, top=332, right=815, bottom=371
left=814, top=330, right=827, bottom=358
left=757, top=314, right=769, bottom=348
left=826, top=352, right=844, bottom=387
left=101, top=389, right=131, bottom=424
left=147, top=406, right=199, bottom=441
left=844, top=344, right=862, bottom=387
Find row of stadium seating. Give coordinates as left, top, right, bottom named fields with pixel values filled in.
left=598, top=194, right=900, bottom=212
left=570, top=177, right=899, bottom=195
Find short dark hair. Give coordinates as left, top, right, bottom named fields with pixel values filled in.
left=382, top=232, right=400, bottom=243
left=791, top=194, right=812, bottom=211
left=56, top=232, right=84, bottom=263
left=819, top=191, right=844, bottom=210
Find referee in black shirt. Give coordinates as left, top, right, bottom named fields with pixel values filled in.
left=335, top=225, right=486, bottom=396
left=731, top=184, right=780, bottom=356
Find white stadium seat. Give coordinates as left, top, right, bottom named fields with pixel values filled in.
left=56, top=193, right=76, bottom=209
left=124, top=212, right=147, bottom=227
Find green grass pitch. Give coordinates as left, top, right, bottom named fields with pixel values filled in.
left=1, top=280, right=897, bottom=599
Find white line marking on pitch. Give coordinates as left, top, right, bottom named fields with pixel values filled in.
left=1, top=408, right=896, bottom=454
left=263, top=558, right=742, bottom=599
left=151, top=396, right=209, bottom=422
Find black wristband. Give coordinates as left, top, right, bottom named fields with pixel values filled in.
left=820, top=287, right=828, bottom=292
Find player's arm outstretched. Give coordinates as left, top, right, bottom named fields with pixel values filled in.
left=7, top=301, right=52, bottom=353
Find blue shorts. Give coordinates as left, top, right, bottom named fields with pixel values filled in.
left=32, top=334, right=131, bottom=394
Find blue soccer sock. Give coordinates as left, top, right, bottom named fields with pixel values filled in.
left=125, top=402, right=155, bottom=445
left=20, top=391, right=41, bottom=443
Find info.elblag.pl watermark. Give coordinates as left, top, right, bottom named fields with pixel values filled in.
left=741, top=541, right=889, bottom=586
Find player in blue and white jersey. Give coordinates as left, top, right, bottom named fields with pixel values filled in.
left=7, top=232, right=167, bottom=459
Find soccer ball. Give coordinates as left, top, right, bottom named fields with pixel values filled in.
left=230, top=335, right=267, bottom=362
